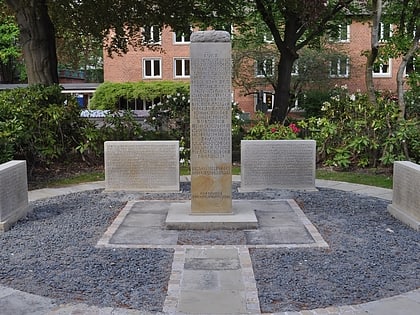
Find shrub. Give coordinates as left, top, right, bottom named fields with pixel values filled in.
left=147, top=93, right=247, bottom=165
left=0, top=85, right=91, bottom=168
left=298, top=85, right=420, bottom=168
left=89, top=81, right=190, bottom=110
left=245, top=112, right=300, bottom=140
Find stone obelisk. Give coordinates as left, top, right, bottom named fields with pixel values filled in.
left=190, top=30, right=232, bottom=214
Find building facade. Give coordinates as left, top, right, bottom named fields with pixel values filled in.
left=103, top=20, right=404, bottom=117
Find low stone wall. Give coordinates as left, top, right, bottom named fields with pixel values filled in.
left=104, top=141, right=180, bottom=192
left=0, top=160, right=31, bottom=232
left=240, top=140, right=316, bottom=191
left=388, top=161, right=420, bottom=231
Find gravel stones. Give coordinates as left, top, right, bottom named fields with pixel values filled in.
left=0, top=184, right=419, bottom=313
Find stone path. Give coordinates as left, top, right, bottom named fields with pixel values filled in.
left=1, top=178, right=419, bottom=314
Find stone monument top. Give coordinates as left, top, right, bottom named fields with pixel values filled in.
left=190, top=30, right=230, bottom=42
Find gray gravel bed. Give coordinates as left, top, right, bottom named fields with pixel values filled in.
left=0, top=183, right=419, bottom=313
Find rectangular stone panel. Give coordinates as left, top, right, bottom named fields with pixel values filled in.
left=190, top=30, right=232, bottom=213
left=240, top=140, right=316, bottom=191
left=388, top=161, right=420, bottom=230
left=104, top=141, right=179, bottom=192
left=0, top=160, right=30, bottom=232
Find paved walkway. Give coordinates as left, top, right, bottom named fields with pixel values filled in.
left=2, top=178, right=419, bottom=314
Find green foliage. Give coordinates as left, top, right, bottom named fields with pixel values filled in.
left=299, top=86, right=420, bottom=169
left=89, top=81, right=190, bottom=110
left=0, top=85, right=91, bottom=166
left=245, top=112, right=300, bottom=140
left=147, top=93, right=247, bottom=165
left=297, top=89, right=331, bottom=118
left=76, top=110, right=145, bottom=162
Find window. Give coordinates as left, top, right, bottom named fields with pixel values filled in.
left=379, top=23, right=392, bottom=42
left=330, top=24, right=350, bottom=42
left=373, top=59, right=391, bottom=77
left=174, top=58, right=190, bottom=78
left=142, top=26, right=161, bottom=44
left=256, top=58, right=274, bottom=77
left=405, top=57, right=416, bottom=76
left=143, top=58, right=162, bottom=78
left=292, top=61, right=299, bottom=76
left=255, top=91, right=274, bottom=112
left=329, top=57, right=350, bottom=78
left=263, top=32, right=274, bottom=43
left=174, top=29, right=192, bottom=43
left=118, top=97, right=161, bottom=111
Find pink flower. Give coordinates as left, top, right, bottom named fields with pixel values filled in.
left=271, top=127, right=277, bottom=133
left=289, top=123, right=300, bottom=134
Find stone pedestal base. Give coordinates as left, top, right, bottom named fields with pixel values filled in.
left=166, top=200, right=258, bottom=230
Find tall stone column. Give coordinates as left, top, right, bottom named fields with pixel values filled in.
left=190, top=30, right=232, bottom=214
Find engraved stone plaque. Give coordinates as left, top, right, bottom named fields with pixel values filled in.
left=388, top=161, right=420, bottom=230
left=104, top=141, right=179, bottom=192
left=190, top=31, right=232, bottom=213
left=240, top=140, right=316, bottom=191
left=0, top=160, right=30, bottom=232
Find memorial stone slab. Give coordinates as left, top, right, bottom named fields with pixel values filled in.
left=190, top=30, right=232, bottom=214
left=240, top=140, right=316, bottom=191
left=104, top=141, right=179, bottom=192
left=388, top=161, right=420, bottom=231
left=0, top=160, right=30, bottom=232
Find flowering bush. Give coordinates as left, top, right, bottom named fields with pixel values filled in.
left=298, top=85, right=420, bottom=168
left=147, top=94, right=247, bottom=165
left=245, top=112, right=300, bottom=140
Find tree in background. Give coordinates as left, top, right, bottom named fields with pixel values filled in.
left=0, top=1, right=22, bottom=83
left=380, top=0, right=419, bottom=120
left=233, top=0, right=357, bottom=124
left=4, top=0, right=237, bottom=85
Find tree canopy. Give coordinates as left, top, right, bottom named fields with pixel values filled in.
left=4, top=0, right=240, bottom=84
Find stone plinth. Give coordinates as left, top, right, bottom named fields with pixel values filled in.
left=190, top=30, right=232, bottom=214
left=388, top=161, right=420, bottom=231
left=0, top=160, right=31, bottom=232
left=240, top=140, right=317, bottom=191
left=104, top=141, right=179, bottom=192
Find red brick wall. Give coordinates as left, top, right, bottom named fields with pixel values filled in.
left=103, top=21, right=402, bottom=115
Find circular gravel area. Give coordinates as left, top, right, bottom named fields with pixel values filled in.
left=0, top=183, right=419, bottom=313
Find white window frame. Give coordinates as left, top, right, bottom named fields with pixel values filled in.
left=142, top=25, right=161, bottom=44
left=292, top=61, right=299, bottom=76
left=173, top=29, right=192, bottom=44
left=405, top=57, right=416, bottom=76
left=143, top=58, right=162, bottom=79
left=255, top=91, right=274, bottom=112
left=330, top=24, right=350, bottom=42
left=379, top=23, right=392, bottom=42
left=373, top=59, right=392, bottom=78
left=329, top=57, right=350, bottom=78
left=256, top=58, right=275, bottom=77
left=174, top=58, right=190, bottom=78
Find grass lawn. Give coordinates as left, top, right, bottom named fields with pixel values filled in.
left=41, top=165, right=392, bottom=189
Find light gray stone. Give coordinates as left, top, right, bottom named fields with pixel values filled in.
left=104, top=141, right=179, bottom=192
left=240, top=140, right=317, bottom=191
left=388, top=161, right=420, bottom=231
left=0, top=160, right=31, bottom=232
left=190, top=30, right=232, bottom=214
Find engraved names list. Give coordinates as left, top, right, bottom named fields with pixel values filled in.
left=190, top=31, right=232, bottom=214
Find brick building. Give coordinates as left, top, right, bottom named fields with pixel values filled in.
left=103, top=20, right=404, bottom=117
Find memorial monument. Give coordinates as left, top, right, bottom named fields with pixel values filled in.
left=165, top=30, right=257, bottom=228
left=189, top=30, right=232, bottom=214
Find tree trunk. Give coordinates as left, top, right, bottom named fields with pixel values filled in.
left=396, top=29, right=419, bottom=120
left=365, top=0, right=381, bottom=106
left=5, top=0, right=58, bottom=85
left=270, top=52, right=296, bottom=124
